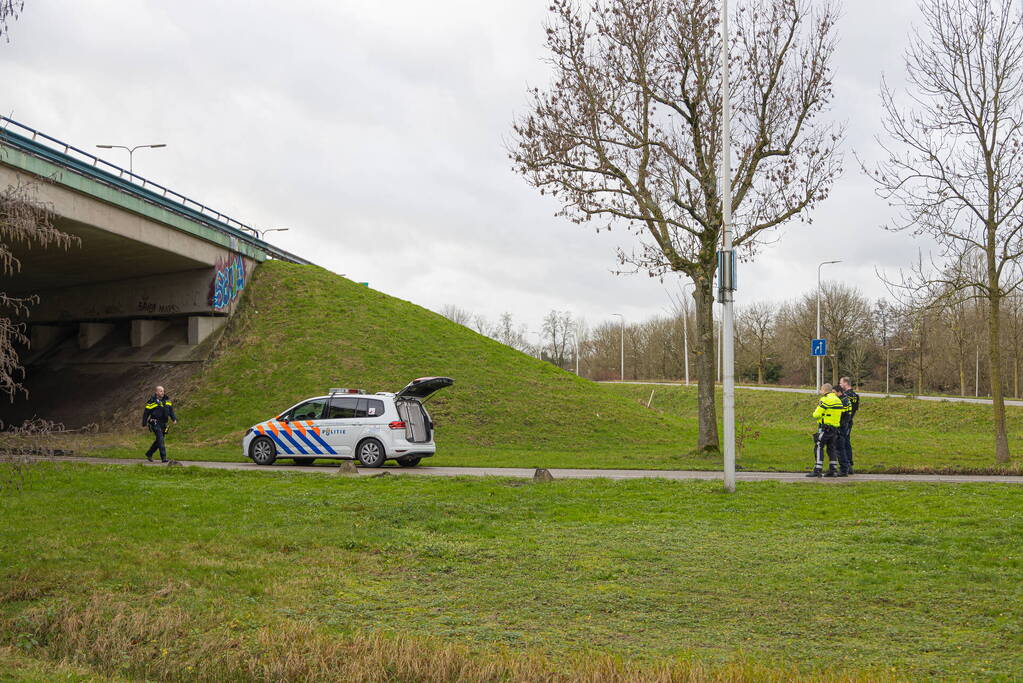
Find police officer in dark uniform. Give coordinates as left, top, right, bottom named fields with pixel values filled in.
left=838, top=376, right=860, bottom=474
left=142, top=385, right=177, bottom=463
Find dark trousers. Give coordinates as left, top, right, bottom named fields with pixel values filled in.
left=813, top=425, right=841, bottom=471
left=146, top=422, right=168, bottom=460
left=839, top=421, right=854, bottom=469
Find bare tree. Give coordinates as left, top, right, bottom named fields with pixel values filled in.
left=736, top=301, right=775, bottom=384
left=0, top=0, right=22, bottom=41
left=512, top=0, right=842, bottom=452
left=541, top=310, right=574, bottom=368
left=1, top=182, right=78, bottom=401
left=870, top=0, right=1023, bottom=462
left=471, top=313, right=492, bottom=336
left=439, top=305, right=472, bottom=327
left=493, top=312, right=531, bottom=354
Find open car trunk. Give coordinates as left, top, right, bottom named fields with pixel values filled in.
left=396, top=400, right=431, bottom=443
left=394, top=377, right=452, bottom=443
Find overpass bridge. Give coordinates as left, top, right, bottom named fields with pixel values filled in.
left=0, top=117, right=316, bottom=425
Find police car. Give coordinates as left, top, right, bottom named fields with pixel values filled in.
left=242, top=377, right=453, bottom=467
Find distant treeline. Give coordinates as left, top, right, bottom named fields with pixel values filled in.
left=440, top=281, right=1023, bottom=397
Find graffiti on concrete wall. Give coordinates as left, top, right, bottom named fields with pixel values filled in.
left=209, top=254, right=246, bottom=310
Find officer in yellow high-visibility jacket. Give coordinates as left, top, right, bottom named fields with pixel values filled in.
left=807, top=383, right=848, bottom=477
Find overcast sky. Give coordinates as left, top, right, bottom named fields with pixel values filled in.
left=2, top=0, right=930, bottom=332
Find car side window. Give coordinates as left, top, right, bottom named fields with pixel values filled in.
left=289, top=400, right=326, bottom=421
left=326, top=397, right=385, bottom=419
left=326, top=397, right=359, bottom=419
left=362, top=399, right=385, bottom=418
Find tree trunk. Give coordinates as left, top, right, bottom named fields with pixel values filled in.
left=830, top=355, right=838, bottom=386
left=988, top=289, right=1011, bottom=463
left=916, top=318, right=925, bottom=396
left=692, top=275, right=719, bottom=453
left=959, top=350, right=966, bottom=397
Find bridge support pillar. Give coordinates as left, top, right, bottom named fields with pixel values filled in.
left=131, top=319, right=170, bottom=348
left=30, top=325, right=65, bottom=353
left=78, top=323, right=115, bottom=349
left=188, top=316, right=225, bottom=346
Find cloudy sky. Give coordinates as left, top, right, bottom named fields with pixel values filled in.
left=2, top=0, right=929, bottom=332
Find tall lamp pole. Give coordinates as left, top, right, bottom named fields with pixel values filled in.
left=574, top=321, right=580, bottom=376
left=886, top=347, right=904, bottom=396
left=720, top=0, right=737, bottom=493
left=683, top=299, right=690, bottom=386
left=612, top=313, right=624, bottom=381
left=95, top=143, right=166, bottom=176
left=816, top=260, right=841, bottom=388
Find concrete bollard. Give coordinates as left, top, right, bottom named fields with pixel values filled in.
left=533, top=468, right=554, bottom=483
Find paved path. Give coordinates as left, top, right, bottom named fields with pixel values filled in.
left=40, top=456, right=1023, bottom=485
left=600, top=381, right=1023, bottom=407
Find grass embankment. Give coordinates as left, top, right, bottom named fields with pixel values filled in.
left=90, top=260, right=1021, bottom=473
left=98, top=260, right=693, bottom=465
left=2, top=464, right=1021, bottom=680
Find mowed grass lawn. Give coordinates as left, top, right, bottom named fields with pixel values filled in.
left=2, top=464, right=1021, bottom=680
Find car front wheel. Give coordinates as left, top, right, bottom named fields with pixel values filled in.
left=250, top=436, right=277, bottom=466
left=356, top=439, right=386, bottom=468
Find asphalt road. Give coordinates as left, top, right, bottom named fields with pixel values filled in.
left=38, top=456, right=1023, bottom=485
left=600, top=381, right=1023, bottom=407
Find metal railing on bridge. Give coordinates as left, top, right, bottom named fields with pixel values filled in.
left=0, top=115, right=312, bottom=265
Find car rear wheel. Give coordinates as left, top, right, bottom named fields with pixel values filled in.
left=356, top=439, right=386, bottom=468
left=397, top=457, right=422, bottom=467
left=293, top=458, right=316, bottom=465
left=250, top=436, right=277, bottom=466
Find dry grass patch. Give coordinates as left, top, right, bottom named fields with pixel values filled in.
left=6, top=594, right=903, bottom=683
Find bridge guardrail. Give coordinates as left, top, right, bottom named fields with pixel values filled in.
left=0, top=116, right=312, bottom=265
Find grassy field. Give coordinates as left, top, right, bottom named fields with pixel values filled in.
left=1, top=463, right=1021, bottom=680
left=66, top=260, right=1023, bottom=474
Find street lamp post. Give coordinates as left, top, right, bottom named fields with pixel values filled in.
left=816, top=260, right=841, bottom=388
left=530, top=331, right=543, bottom=360
left=573, top=321, right=580, bottom=376
left=251, top=227, right=290, bottom=240
left=612, top=313, right=624, bottom=381
left=886, top=347, right=905, bottom=396
left=95, top=143, right=166, bottom=176
left=682, top=302, right=690, bottom=386
left=720, top=0, right=737, bottom=493
left=976, top=346, right=980, bottom=397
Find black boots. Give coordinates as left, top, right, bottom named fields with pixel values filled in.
left=805, top=469, right=822, bottom=477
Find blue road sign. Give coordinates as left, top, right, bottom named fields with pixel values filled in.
left=811, top=339, right=827, bottom=357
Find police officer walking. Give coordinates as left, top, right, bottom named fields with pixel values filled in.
left=142, top=385, right=177, bottom=463
left=807, top=382, right=846, bottom=477
left=838, top=376, right=859, bottom=474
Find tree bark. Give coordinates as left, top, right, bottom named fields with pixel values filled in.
left=692, top=274, right=719, bottom=453
left=988, top=275, right=1010, bottom=462
left=959, top=351, right=966, bottom=398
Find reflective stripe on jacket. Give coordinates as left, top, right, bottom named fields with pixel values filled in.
left=812, top=392, right=846, bottom=428
left=142, top=395, right=176, bottom=426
